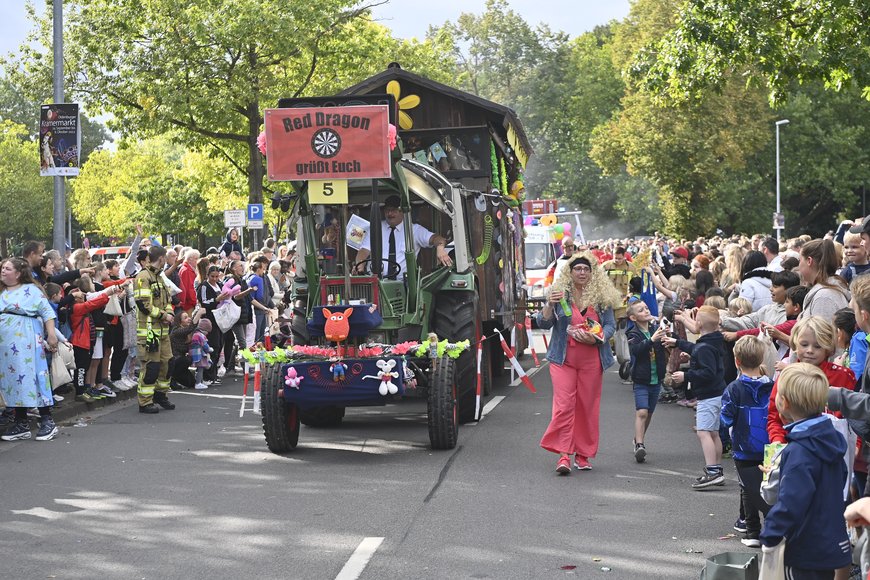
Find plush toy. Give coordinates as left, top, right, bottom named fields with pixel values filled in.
left=284, top=366, right=303, bottom=389
left=362, top=358, right=399, bottom=395
left=330, top=359, right=348, bottom=382
left=220, top=279, right=241, bottom=305
left=402, top=360, right=417, bottom=391
left=376, top=359, right=399, bottom=395
left=323, top=307, right=353, bottom=343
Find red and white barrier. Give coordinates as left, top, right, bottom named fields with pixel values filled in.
left=253, top=361, right=262, bottom=415
left=239, top=361, right=250, bottom=417
left=497, top=333, right=537, bottom=393
left=523, top=318, right=540, bottom=367
left=475, top=339, right=483, bottom=420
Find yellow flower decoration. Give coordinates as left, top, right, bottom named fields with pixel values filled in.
left=387, top=80, right=420, bottom=130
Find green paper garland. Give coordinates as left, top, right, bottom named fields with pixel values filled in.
left=490, top=141, right=500, bottom=191
left=499, top=156, right=508, bottom=196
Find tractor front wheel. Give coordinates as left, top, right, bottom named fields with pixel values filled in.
left=261, top=363, right=300, bottom=453
left=428, top=356, right=458, bottom=450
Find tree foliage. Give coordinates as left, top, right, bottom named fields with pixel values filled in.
left=0, top=120, right=53, bottom=246
left=8, top=0, right=455, bottom=242
left=70, top=136, right=246, bottom=240
left=630, top=0, right=870, bottom=104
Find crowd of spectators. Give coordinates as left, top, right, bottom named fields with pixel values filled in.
left=1, top=227, right=297, bottom=439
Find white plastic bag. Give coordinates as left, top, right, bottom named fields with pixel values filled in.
left=759, top=542, right=785, bottom=580
left=214, top=300, right=241, bottom=333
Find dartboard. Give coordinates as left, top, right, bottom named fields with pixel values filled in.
left=311, top=128, right=341, bottom=158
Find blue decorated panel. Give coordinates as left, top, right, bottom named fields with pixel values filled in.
left=280, top=357, right=404, bottom=408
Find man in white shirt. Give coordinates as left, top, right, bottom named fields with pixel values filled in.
left=761, top=237, right=783, bottom=271
left=353, top=195, right=452, bottom=278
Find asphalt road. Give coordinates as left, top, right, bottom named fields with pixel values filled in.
left=0, top=338, right=754, bottom=580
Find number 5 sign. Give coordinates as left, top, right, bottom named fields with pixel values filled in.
left=308, top=180, right=348, bottom=204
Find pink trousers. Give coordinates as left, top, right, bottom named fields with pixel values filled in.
left=540, top=352, right=603, bottom=458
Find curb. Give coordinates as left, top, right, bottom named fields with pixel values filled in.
left=51, top=385, right=139, bottom=425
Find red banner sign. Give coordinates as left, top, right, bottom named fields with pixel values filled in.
left=264, top=105, right=391, bottom=181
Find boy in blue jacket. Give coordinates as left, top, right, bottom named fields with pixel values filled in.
left=760, top=363, right=852, bottom=577
left=625, top=300, right=668, bottom=463
left=720, top=336, right=773, bottom=548
left=663, top=305, right=728, bottom=489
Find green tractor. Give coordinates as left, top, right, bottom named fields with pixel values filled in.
left=262, top=155, right=493, bottom=452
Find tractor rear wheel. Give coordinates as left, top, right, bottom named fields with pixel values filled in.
left=428, top=356, right=458, bottom=450
left=261, top=363, right=300, bottom=453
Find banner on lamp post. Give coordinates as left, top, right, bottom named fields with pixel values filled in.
left=39, top=103, right=80, bottom=176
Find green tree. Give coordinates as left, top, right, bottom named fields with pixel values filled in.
left=71, top=136, right=246, bottom=241
left=0, top=120, right=53, bottom=256
left=9, top=0, right=456, bottom=245
left=589, top=0, right=773, bottom=237
left=630, top=0, right=870, bottom=104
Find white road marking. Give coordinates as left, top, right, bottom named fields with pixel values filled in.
left=481, top=396, right=505, bottom=417
left=509, top=360, right=547, bottom=387
left=172, top=391, right=245, bottom=400
left=335, top=537, right=384, bottom=580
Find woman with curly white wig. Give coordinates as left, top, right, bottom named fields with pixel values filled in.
left=536, top=251, right=622, bottom=474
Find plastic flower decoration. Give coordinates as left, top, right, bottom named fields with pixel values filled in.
left=386, top=81, right=420, bottom=130
left=257, top=131, right=267, bottom=155
left=388, top=124, right=398, bottom=151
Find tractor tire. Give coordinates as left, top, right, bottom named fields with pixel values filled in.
left=428, top=356, right=458, bottom=450
left=490, top=336, right=506, bottom=378
left=291, top=305, right=309, bottom=346
left=261, top=363, right=300, bottom=453
left=481, top=345, right=493, bottom=397
left=299, top=406, right=346, bottom=428
left=432, top=291, right=487, bottom=424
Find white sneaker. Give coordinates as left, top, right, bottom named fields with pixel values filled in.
left=194, top=383, right=209, bottom=390
left=111, top=380, right=132, bottom=392
left=122, top=376, right=138, bottom=389
left=217, top=366, right=226, bottom=378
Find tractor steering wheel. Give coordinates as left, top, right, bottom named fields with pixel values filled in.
left=353, top=258, right=402, bottom=279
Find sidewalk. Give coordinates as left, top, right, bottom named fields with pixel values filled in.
left=49, top=374, right=245, bottom=425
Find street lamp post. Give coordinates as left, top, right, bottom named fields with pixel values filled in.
left=775, top=119, right=790, bottom=243
left=52, top=0, right=65, bottom=253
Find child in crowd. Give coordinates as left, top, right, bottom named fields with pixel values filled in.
left=833, top=307, right=866, bottom=386
left=626, top=301, right=669, bottom=463
left=169, top=309, right=202, bottom=390
left=767, top=317, right=856, bottom=445
left=728, top=297, right=753, bottom=318
left=839, top=231, right=870, bottom=284
left=69, top=280, right=122, bottom=403
left=720, top=336, right=773, bottom=548
left=663, top=305, right=727, bottom=489
left=191, top=319, right=214, bottom=390
left=760, top=363, right=852, bottom=576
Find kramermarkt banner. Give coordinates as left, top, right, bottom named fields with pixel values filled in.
left=39, top=103, right=80, bottom=176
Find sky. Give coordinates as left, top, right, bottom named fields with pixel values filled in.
left=0, top=1, right=632, bottom=58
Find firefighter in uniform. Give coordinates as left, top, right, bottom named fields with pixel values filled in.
left=133, top=246, right=176, bottom=413
left=602, top=246, right=637, bottom=382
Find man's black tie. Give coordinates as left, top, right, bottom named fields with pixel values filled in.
left=387, top=226, right=397, bottom=279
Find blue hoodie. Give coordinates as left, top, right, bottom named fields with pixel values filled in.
left=218, top=228, right=245, bottom=260
left=760, top=415, right=852, bottom=570
left=720, top=374, right=773, bottom=461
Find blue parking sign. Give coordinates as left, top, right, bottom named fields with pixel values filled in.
left=247, top=204, right=264, bottom=222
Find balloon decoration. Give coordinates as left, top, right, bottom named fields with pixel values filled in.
left=539, top=214, right=557, bottom=227
left=563, top=222, right=572, bottom=233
